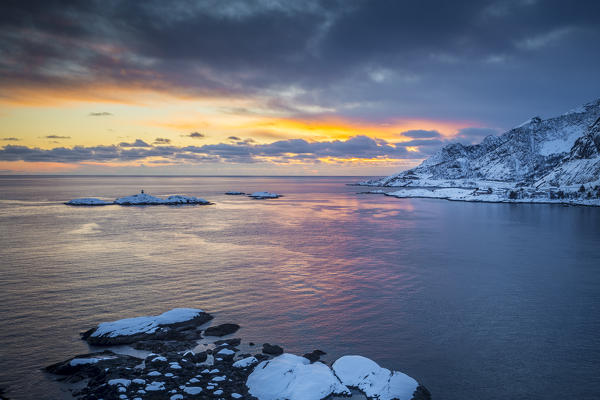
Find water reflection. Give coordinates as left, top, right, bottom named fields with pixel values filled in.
left=0, top=176, right=599, bottom=400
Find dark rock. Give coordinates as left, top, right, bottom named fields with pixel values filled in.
left=262, top=343, right=284, bottom=356
left=249, top=342, right=255, bottom=346
left=204, top=323, right=240, bottom=337
left=0, top=387, right=9, bottom=400
left=183, top=350, right=208, bottom=363
left=302, top=349, right=326, bottom=363
left=132, top=339, right=197, bottom=353
left=45, top=351, right=140, bottom=380
left=214, top=337, right=241, bottom=347
left=411, top=385, right=432, bottom=400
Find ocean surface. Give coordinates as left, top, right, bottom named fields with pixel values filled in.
left=1, top=176, right=599, bottom=400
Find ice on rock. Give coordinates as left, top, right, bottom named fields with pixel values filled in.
left=214, top=389, right=224, bottom=395
left=246, top=353, right=350, bottom=400
left=217, top=348, right=235, bottom=355
left=231, top=394, right=242, bottom=399
left=69, top=357, right=102, bottom=366
left=108, top=379, right=132, bottom=387
left=233, top=356, right=257, bottom=368
left=66, top=198, right=112, bottom=206
left=170, top=395, right=184, bottom=400
left=89, top=308, right=206, bottom=339
left=332, top=355, right=418, bottom=400
left=248, top=191, right=281, bottom=199
left=183, top=386, right=203, bottom=395
left=147, top=371, right=162, bottom=376
left=145, top=381, right=166, bottom=391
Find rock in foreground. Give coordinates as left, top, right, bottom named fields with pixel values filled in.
left=47, top=309, right=431, bottom=400
left=81, top=308, right=213, bottom=345
left=247, top=353, right=350, bottom=400
left=333, top=355, right=419, bottom=400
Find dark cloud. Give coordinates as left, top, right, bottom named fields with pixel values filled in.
left=186, top=132, right=204, bottom=139
left=45, top=135, right=70, bottom=139
left=89, top=112, right=112, bottom=116
left=153, top=138, right=171, bottom=144
left=1, top=1, right=599, bottom=127
left=2, top=137, right=20, bottom=141
left=119, top=139, right=150, bottom=147
left=401, top=130, right=442, bottom=139
left=227, top=136, right=241, bottom=141
left=0, top=135, right=425, bottom=165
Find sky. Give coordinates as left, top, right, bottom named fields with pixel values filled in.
left=1, top=0, right=599, bottom=176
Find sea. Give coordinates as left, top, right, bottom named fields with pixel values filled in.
left=0, top=176, right=599, bottom=400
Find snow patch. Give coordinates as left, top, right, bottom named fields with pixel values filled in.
left=90, top=308, right=206, bottom=338
left=246, top=353, right=350, bottom=400
left=332, top=355, right=418, bottom=400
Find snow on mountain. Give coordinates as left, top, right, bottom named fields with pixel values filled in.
left=363, top=98, right=600, bottom=206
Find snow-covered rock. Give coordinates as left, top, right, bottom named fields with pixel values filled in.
left=246, top=353, right=350, bottom=400
left=248, top=191, right=282, bottom=199
left=233, top=356, right=258, bottom=368
left=82, top=308, right=213, bottom=345
left=65, top=198, right=112, bottom=206
left=364, top=98, right=600, bottom=206
left=332, top=355, right=418, bottom=400
left=114, top=192, right=210, bottom=205
left=163, top=195, right=210, bottom=205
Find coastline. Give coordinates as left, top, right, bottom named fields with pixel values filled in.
left=44, top=309, right=431, bottom=400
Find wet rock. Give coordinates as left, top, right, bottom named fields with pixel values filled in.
left=302, top=349, right=326, bottom=363
left=412, top=385, right=432, bottom=400
left=203, top=323, right=240, bottom=337
left=45, top=351, right=140, bottom=380
left=262, top=343, right=284, bottom=356
left=132, top=339, right=198, bottom=353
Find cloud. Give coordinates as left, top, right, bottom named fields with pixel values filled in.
left=1, top=1, right=599, bottom=128
left=186, top=132, right=204, bottom=138
left=45, top=135, right=70, bottom=139
left=2, top=137, right=20, bottom=141
left=0, top=135, right=427, bottom=165
left=89, top=112, right=112, bottom=116
left=119, top=139, right=150, bottom=147
left=400, top=129, right=442, bottom=139
left=153, top=137, right=171, bottom=144
left=227, top=136, right=241, bottom=141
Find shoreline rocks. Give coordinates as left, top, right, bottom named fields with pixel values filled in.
left=46, top=308, right=432, bottom=400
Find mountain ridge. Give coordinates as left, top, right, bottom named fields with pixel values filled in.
left=362, top=98, right=600, bottom=206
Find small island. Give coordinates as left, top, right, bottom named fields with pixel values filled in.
left=66, top=191, right=212, bottom=206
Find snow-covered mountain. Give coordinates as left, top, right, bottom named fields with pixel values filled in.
left=363, top=99, right=600, bottom=206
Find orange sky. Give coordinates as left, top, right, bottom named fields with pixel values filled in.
left=0, top=87, right=485, bottom=175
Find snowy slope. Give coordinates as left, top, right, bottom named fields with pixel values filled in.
left=364, top=99, right=600, bottom=205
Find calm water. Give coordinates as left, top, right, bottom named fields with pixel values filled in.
left=1, top=176, right=599, bottom=400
